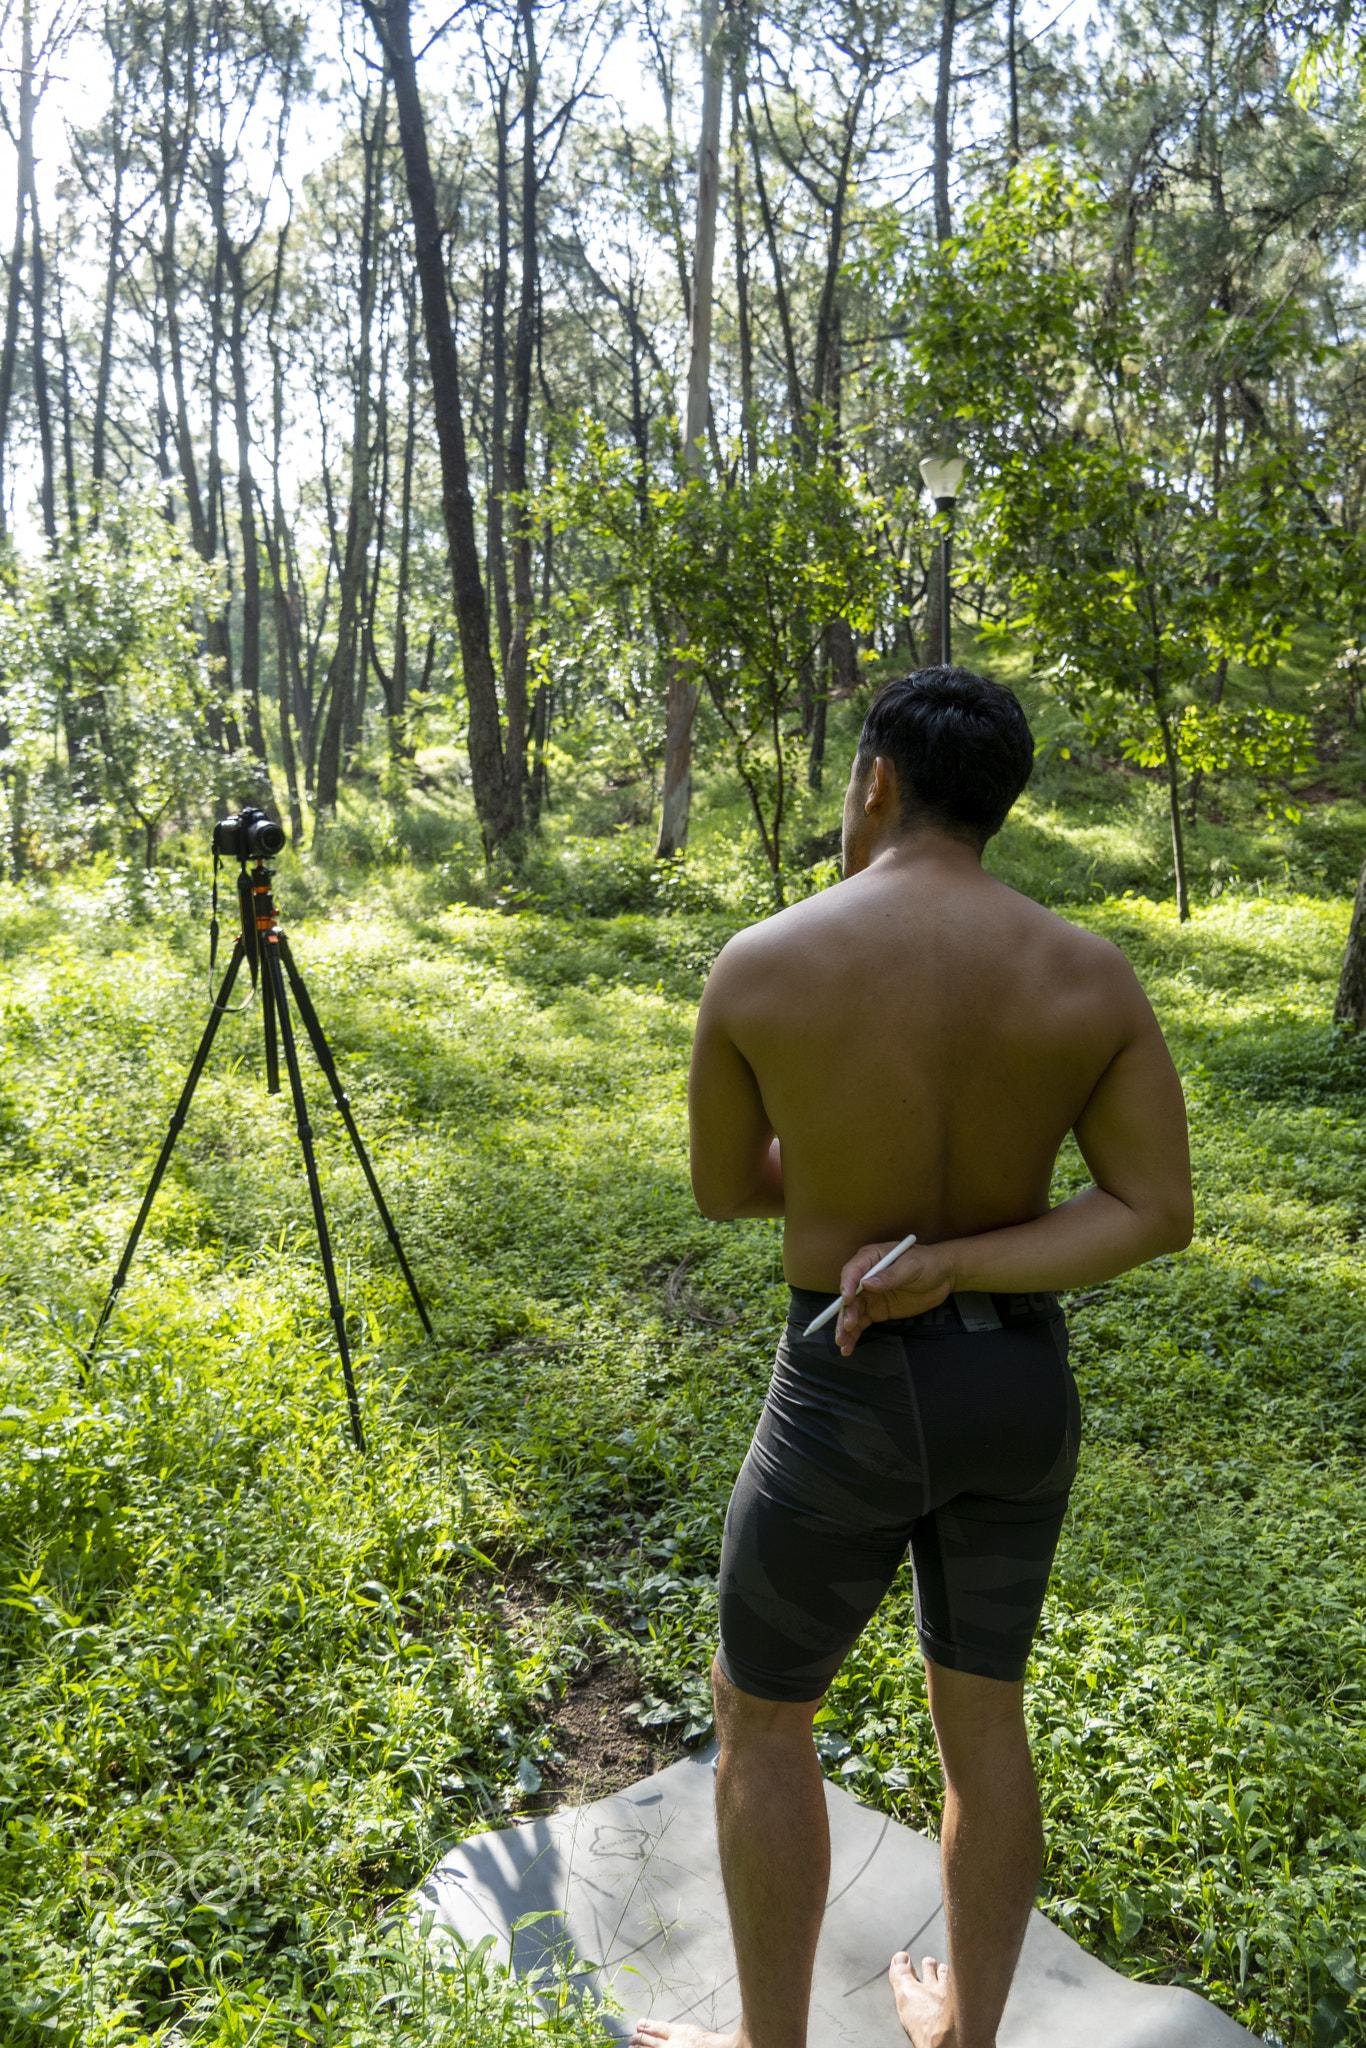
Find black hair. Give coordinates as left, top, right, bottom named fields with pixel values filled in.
left=855, top=666, right=1034, bottom=843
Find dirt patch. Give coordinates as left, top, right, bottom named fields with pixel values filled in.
left=525, top=1654, right=690, bottom=1814
left=452, top=1554, right=702, bottom=1817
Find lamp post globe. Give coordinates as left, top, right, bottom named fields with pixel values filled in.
left=919, top=456, right=968, bottom=666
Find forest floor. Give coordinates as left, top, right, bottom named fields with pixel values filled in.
left=1, top=761, right=1366, bottom=2045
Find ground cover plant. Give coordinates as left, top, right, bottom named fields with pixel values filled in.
left=0, top=778, right=1364, bottom=2045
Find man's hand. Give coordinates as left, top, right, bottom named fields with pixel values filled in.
left=833, top=1240, right=954, bottom=1355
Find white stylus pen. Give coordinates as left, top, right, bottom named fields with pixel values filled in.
left=802, top=1233, right=919, bottom=1337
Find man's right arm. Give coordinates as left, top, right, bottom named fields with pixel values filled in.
left=833, top=986, right=1193, bottom=1352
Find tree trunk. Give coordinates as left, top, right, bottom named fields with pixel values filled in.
left=657, top=660, right=703, bottom=858
left=3, top=751, right=28, bottom=880
left=642, top=0, right=694, bottom=326
left=366, top=0, right=516, bottom=851
left=221, top=199, right=271, bottom=780
left=265, top=485, right=305, bottom=847
left=486, top=59, right=513, bottom=671
left=1336, top=856, right=1366, bottom=1031
left=813, top=304, right=853, bottom=791
left=314, top=79, right=383, bottom=832
left=746, top=98, right=803, bottom=431
left=809, top=82, right=867, bottom=417
left=92, top=44, right=127, bottom=505
left=295, top=492, right=329, bottom=786
left=151, top=302, right=174, bottom=497
left=656, top=0, right=724, bottom=860
left=683, top=0, right=722, bottom=473
left=933, top=0, right=957, bottom=245
left=267, top=224, right=305, bottom=847
left=503, top=0, right=540, bottom=812
left=808, top=667, right=829, bottom=793
left=1006, top=0, right=1019, bottom=162
left=26, top=176, right=56, bottom=547
left=1187, top=655, right=1226, bottom=822
left=377, top=277, right=419, bottom=761
left=529, top=439, right=553, bottom=819
left=0, top=0, right=31, bottom=544
left=1155, top=699, right=1190, bottom=922
left=355, top=320, right=391, bottom=767
left=160, top=127, right=239, bottom=751
left=51, top=228, right=78, bottom=536
left=731, top=64, right=756, bottom=480
left=923, top=543, right=944, bottom=664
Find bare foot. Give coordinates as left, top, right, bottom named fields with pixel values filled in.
left=889, top=1951, right=954, bottom=2048
left=628, top=2019, right=739, bottom=2048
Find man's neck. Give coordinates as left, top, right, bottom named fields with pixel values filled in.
left=858, top=825, right=986, bottom=877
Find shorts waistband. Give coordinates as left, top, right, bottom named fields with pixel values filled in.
left=786, top=1284, right=1061, bottom=1336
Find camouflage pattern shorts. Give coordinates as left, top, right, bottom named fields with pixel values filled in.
left=716, top=1287, right=1080, bottom=1700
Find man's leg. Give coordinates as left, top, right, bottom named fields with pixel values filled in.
left=889, top=1662, right=1041, bottom=2048
left=630, top=1660, right=828, bottom=2048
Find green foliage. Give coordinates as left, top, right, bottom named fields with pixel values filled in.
left=1, top=494, right=263, bottom=873
left=547, top=421, right=885, bottom=890
left=875, top=161, right=1328, bottom=909
left=1122, top=704, right=1319, bottom=818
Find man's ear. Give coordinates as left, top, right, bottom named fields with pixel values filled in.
left=865, top=755, right=898, bottom=816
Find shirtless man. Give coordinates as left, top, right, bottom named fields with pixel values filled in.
left=630, top=669, right=1192, bottom=2048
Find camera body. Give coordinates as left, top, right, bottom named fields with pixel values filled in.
left=213, top=804, right=286, bottom=862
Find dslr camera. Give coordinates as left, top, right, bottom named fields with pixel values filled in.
left=213, top=804, right=286, bottom=862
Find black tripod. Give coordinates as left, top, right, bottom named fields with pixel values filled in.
left=87, top=860, right=432, bottom=1451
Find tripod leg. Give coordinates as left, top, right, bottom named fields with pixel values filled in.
left=264, top=934, right=368, bottom=1454
left=260, top=940, right=280, bottom=1096
left=86, top=939, right=247, bottom=1367
left=277, top=932, right=434, bottom=1336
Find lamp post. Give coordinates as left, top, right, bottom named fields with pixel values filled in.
left=919, top=456, right=967, bottom=666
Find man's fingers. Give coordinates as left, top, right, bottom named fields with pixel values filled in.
left=860, top=1248, right=924, bottom=1292
left=833, top=1290, right=870, bottom=1351
left=838, top=1239, right=902, bottom=1301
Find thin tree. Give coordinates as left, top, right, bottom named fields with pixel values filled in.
left=503, top=0, right=541, bottom=808
left=656, top=0, right=724, bottom=860
left=0, top=0, right=35, bottom=542
left=362, top=0, right=517, bottom=850
left=314, top=70, right=385, bottom=830
left=263, top=209, right=306, bottom=844
left=1338, top=858, right=1366, bottom=1031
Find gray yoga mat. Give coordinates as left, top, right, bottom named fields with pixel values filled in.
left=416, top=1747, right=1255, bottom=2046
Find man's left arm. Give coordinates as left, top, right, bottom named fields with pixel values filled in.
left=688, top=963, right=783, bottom=1220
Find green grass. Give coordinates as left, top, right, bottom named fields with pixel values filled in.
left=1, top=804, right=1365, bottom=2043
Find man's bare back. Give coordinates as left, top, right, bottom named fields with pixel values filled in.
left=695, top=838, right=1175, bottom=1288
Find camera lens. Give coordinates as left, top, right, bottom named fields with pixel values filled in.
left=247, top=817, right=286, bottom=858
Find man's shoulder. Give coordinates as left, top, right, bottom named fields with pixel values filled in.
left=1007, top=889, right=1138, bottom=977
left=992, top=885, right=1148, bottom=1021
left=711, top=885, right=849, bottom=969
left=700, top=890, right=847, bottom=1016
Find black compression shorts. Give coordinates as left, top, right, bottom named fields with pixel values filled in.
left=716, top=1287, right=1080, bottom=1701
